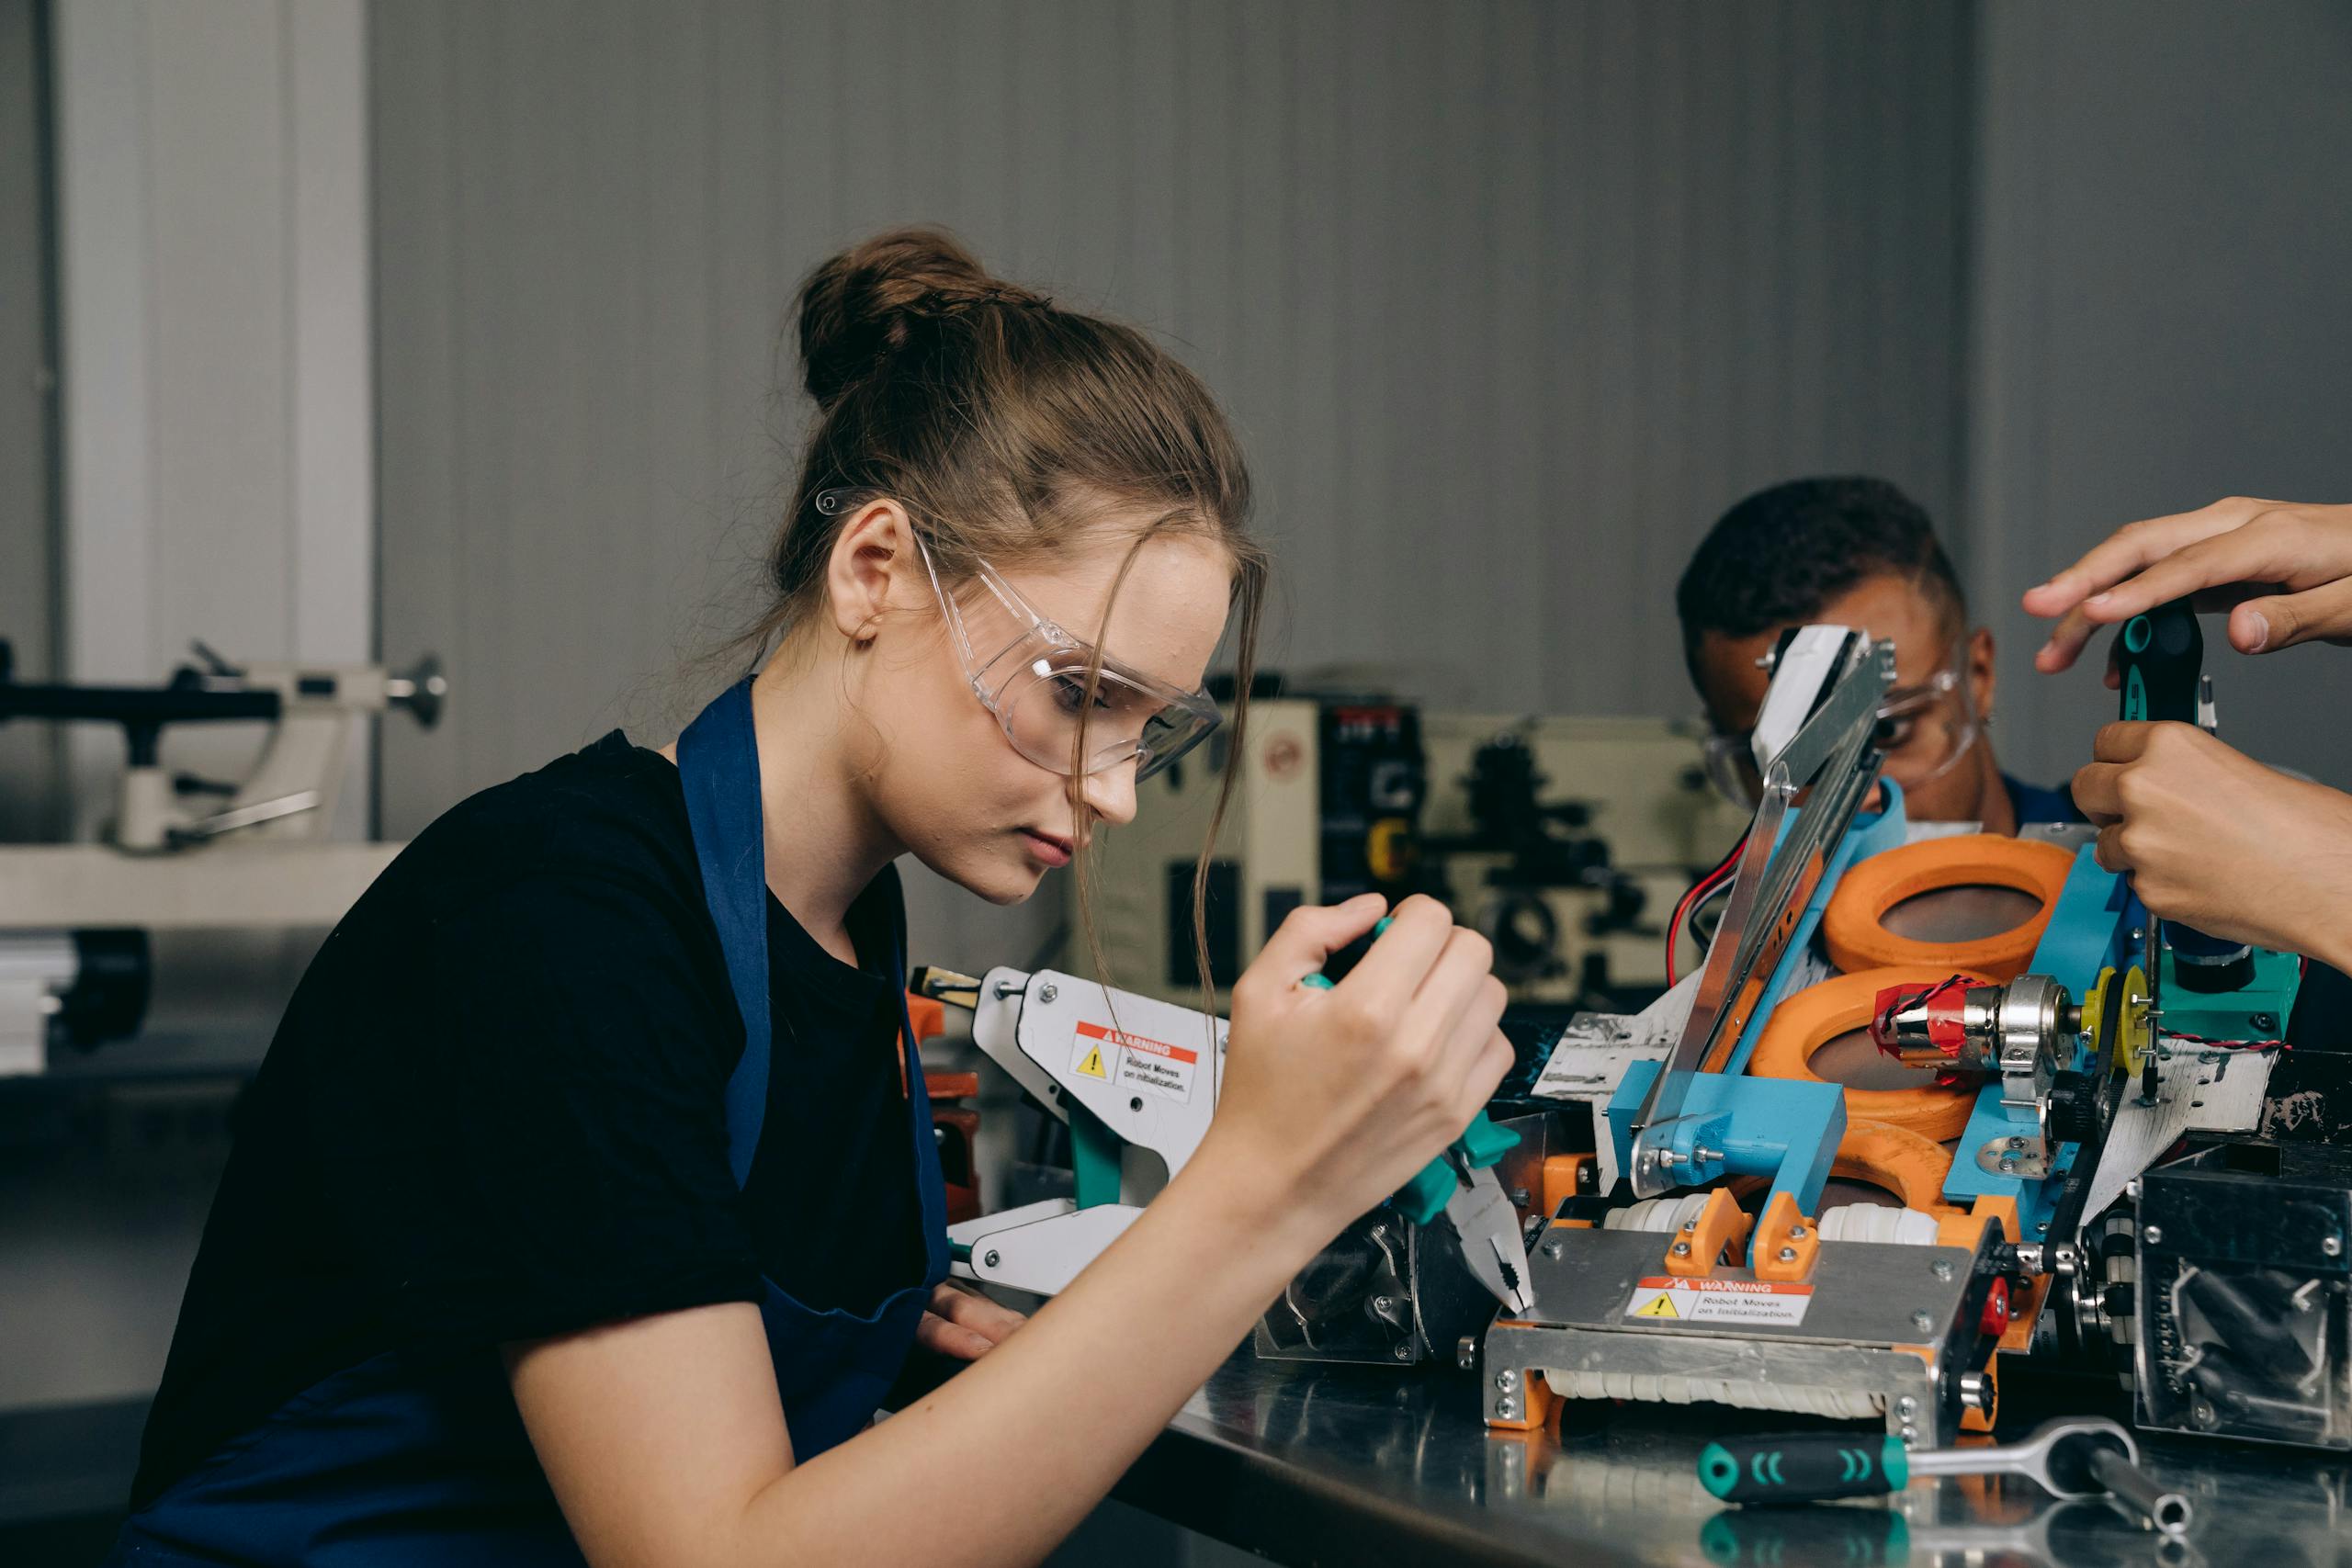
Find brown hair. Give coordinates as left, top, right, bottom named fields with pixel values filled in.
left=755, top=227, right=1266, bottom=1001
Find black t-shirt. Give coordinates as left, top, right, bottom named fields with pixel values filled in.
left=131, top=733, right=927, bottom=1509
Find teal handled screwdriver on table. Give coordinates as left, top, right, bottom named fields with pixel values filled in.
left=1304, top=918, right=1536, bottom=1317
left=1696, top=1416, right=2193, bottom=1536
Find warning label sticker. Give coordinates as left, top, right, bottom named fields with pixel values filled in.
left=1074, top=1021, right=1200, bottom=1103
left=1623, top=1276, right=1814, bottom=1327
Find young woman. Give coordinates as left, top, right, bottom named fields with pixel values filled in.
left=110, top=230, right=1513, bottom=1566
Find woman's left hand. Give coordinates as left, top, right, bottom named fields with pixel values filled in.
left=915, top=1282, right=1026, bottom=1360
left=2073, top=720, right=2352, bottom=967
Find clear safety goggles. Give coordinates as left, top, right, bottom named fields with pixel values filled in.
left=1702, top=636, right=1984, bottom=811
left=815, top=489, right=1223, bottom=781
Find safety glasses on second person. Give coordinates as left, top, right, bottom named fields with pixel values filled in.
left=1701, top=635, right=1984, bottom=811
left=815, top=489, right=1224, bottom=781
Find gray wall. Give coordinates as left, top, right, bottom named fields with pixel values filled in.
left=1965, top=0, right=2352, bottom=794
left=372, top=0, right=1976, bottom=964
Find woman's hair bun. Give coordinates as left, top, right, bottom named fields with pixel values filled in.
left=796, top=227, right=1041, bottom=410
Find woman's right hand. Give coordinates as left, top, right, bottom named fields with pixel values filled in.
left=1196, top=893, right=1513, bottom=1237
left=2023, top=497, right=2352, bottom=678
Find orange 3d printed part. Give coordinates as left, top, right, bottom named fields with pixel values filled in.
left=1820, top=833, right=2074, bottom=981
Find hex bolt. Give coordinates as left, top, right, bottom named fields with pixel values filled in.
left=983, top=1249, right=1001, bottom=1268
left=1543, top=1237, right=1566, bottom=1259
left=1671, top=1241, right=1692, bottom=1257
left=1932, top=1259, right=1956, bottom=1281
left=1496, top=1370, right=1520, bottom=1392
left=1036, top=982, right=1057, bottom=1003
left=2144, top=1224, right=2165, bottom=1245
left=1911, top=1310, right=1935, bottom=1333
left=1457, top=1337, right=1477, bottom=1371
left=1510, top=1188, right=1532, bottom=1208
left=1777, top=1247, right=1798, bottom=1263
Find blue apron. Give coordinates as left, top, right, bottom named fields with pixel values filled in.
left=111, top=677, right=949, bottom=1564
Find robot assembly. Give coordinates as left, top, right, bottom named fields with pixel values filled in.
left=917, top=599, right=2346, bottom=1536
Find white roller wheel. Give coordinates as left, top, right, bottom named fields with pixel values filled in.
left=1601, top=1193, right=1713, bottom=1234
left=1816, top=1203, right=1941, bottom=1247
left=1544, top=1370, right=1884, bottom=1421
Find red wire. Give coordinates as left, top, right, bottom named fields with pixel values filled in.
left=2162, top=1031, right=2290, bottom=1052
left=1667, top=831, right=1748, bottom=987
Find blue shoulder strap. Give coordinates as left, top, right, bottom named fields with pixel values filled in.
left=675, top=676, right=771, bottom=1189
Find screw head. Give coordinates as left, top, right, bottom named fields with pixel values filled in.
left=1933, top=1259, right=1956, bottom=1281
left=1496, top=1369, right=1520, bottom=1392
left=1671, top=1240, right=1692, bottom=1257
left=983, top=1249, right=1001, bottom=1268
left=2144, top=1224, right=2165, bottom=1245
left=2326, top=1236, right=2344, bottom=1258
left=1393, top=1343, right=1413, bottom=1362
left=1373, top=1295, right=1396, bottom=1314
left=2253, top=1013, right=2278, bottom=1032
left=1895, top=1396, right=1918, bottom=1417
left=1544, top=1237, right=1566, bottom=1259
left=1778, top=1247, right=1798, bottom=1263
left=1911, top=1309, right=1936, bottom=1333
left=1999, top=1156, right=2018, bottom=1173
left=1497, top=1397, right=1519, bottom=1420
left=1788, top=1225, right=1806, bottom=1239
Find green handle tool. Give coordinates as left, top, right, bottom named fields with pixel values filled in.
left=1302, top=916, right=1521, bottom=1224
left=1698, top=1432, right=1910, bottom=1504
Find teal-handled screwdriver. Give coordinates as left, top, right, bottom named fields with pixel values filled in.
left=1305, top=917, right=1535, bottom=1314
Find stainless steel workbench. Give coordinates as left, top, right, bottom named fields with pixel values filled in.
left=1110, top=1351, right=2352, bottom=1567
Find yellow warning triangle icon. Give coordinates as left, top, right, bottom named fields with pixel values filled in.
left=1633, top=1292, right=1679, bottom=1319
left=1076, top=1044, right=1108, bottom=1079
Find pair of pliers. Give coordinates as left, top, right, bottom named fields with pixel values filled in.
left=1304, top=922, right=1535, bottom=1316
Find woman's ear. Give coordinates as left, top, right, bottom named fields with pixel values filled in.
left=824, top=500, right=915, bottom=646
